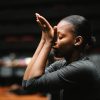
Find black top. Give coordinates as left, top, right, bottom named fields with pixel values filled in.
left=22, top=56, right=100, bottom=100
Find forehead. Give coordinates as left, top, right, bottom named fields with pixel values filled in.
left=57, top=20, right=74, bottom=33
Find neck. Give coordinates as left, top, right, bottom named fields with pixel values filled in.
left=65, top=50, right=84, bottom=64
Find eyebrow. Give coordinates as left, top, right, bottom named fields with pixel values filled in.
left=57, top=31, right=66, bottom=37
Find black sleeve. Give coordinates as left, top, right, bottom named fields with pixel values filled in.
left=22, top=60, right=66, bottom=91
left=45, top=59, right=66, bottom=73
left=22, top=60, right=95, bottom=93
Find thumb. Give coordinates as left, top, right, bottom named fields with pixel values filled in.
left=53, top=26, right=57, bottom=43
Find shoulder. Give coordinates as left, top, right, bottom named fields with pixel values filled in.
left=52, top=59, right=66, bottom=67
left=45, top=59, right=66, bottom=73
left=69, top=57, right=96, bottom=73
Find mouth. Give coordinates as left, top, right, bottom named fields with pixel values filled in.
left=52, top=46, right=57, bottom=51
left=52, top=44, right=59, bottom=49
left=52, top=48, right=59, bottom=54
left=53, top=48, right=62, bottom=57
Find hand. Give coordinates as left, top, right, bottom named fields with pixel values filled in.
left=35, top=13, right=54, bottom=43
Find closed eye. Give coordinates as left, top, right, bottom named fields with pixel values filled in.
left=58, top=34, right=64, bottom=39
left=57, top=31, right=65, bottom=39
left=58, top=36, right=63, bottom=39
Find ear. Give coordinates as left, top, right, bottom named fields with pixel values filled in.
left=74, top=36, right=83, bottom=46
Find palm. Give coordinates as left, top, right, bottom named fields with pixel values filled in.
left=35, top=13, right=54, bottom=42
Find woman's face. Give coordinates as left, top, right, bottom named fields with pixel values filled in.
left=53, top=20, right=76, bottom=58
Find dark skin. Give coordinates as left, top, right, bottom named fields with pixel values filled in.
left=23, top=13, right=84, bottom=80
left=53, top=20, right=83, bottom=63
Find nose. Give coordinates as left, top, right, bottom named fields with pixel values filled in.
left=54, top=37, right=59, bottom=45
left=52, top=40, right=59, bottom=49
left=54, top=41, right=57, bottom=46
left=56, top=36, right=60, bottom=43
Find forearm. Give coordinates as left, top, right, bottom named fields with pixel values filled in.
left=28, top=42, right=52, bottom=79
left=23, top=39, right=45, bottom=80
left=23, top=13, right=54, bottom=80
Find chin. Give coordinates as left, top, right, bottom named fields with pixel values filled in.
left=55, top=54, right=62, bottom=58
left=54, top=51, right=63, bottom=58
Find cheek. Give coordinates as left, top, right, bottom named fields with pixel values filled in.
left=54, top=38, right=74, bottom=57
left=58, top=37, right=74, bottom=50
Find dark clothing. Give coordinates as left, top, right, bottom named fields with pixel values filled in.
left=22, top=56, right=100, bottom=100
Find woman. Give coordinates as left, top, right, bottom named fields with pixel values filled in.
left=22, top=13, right=100, bottom=100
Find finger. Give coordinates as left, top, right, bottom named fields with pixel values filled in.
left=35, top=13, right=52, bottom=32
left=35, top=13, right=39, bottom=20
left=35, top=13, right=42, bottom=24
left=36, top=13, right=48, bottom=29
left=36, top=19, right=47, bottom=31
left=36, top=19, right=42, bottom=27
left=36, top=14, right=46, bottom=30
left=54, top=26, right=57, bottom=32
left=39, top=16, right=50, bottom=27
left=35, top=13, right=40, bottom=17
left=36, top=14, right=51, bottom=29
left=53, top=26, right=57, bottom=42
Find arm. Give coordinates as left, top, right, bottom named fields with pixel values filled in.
left=23, top=39, right=45, bottom=80
left=28, top=42, right=52, bottom=79
left=23, top=63, right=79, bottom=92
left=22, top=23, right=96, bottom=92
left=23, top=60, right=93, bottom=93
left=23, top=13, right=56, bottom=83
left=45, top=59, right=66, bottom=73
left=23, top=13, right=48, bottom=80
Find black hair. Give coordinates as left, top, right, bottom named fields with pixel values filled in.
left=62, top=15, right=96, bottom=49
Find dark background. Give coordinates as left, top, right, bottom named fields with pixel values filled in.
left=0, top=0, right=100, bottom=99
left=0, top=0, right=100, bottom=56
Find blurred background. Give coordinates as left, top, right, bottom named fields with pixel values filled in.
left=0, top=0, right=100, bottom=100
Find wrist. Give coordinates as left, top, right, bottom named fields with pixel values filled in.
left=40, top=38, right=45, bottom=43
left=44, top=41, right=53, bottom=47
left=45, top=39, right=53, bottom=46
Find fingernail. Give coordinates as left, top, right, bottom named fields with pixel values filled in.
left=35, top=13, right=40, bottom=17
left=36, top=19, right=39, bottom=22
left=54, top=26, right=57, bottom=30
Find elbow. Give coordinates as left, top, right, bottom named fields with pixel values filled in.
left=22, top=80, right=30, bottom=89
left=22, top=79, right=34, bottom=90
left=22, top=80, right=27, bottom=89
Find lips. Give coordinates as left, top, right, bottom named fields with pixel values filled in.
left=53, top=48, right=59, bottom=54
left=53, top=48, right=62, bottom=57
left=52, top=44, right=59, bottom=49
